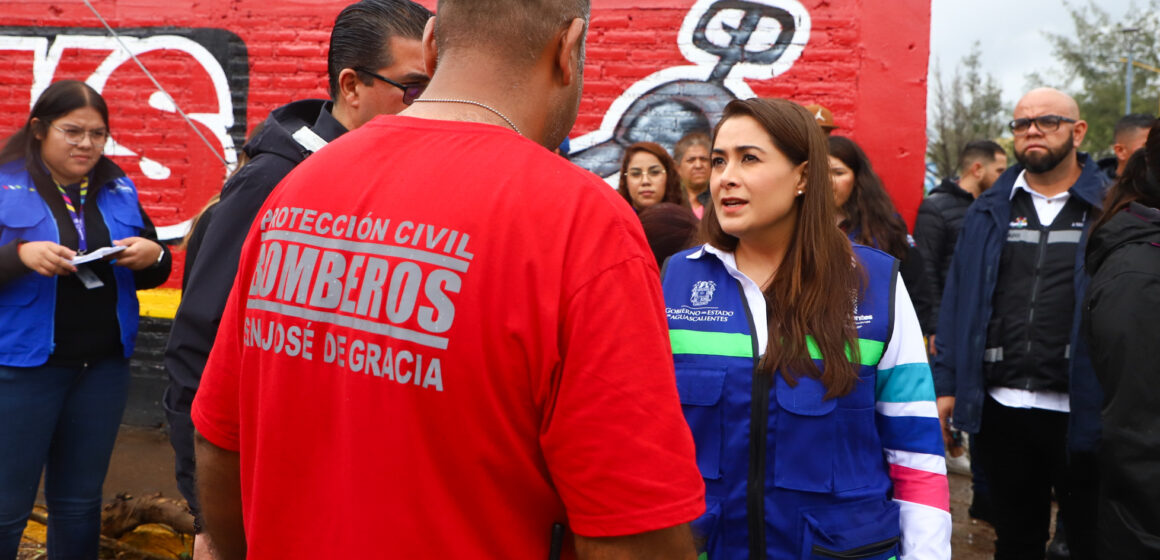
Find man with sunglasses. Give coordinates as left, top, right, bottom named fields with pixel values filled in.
left=933, top=87, right=1106, bottom=560
left=163, top=1, right=431, bottom=557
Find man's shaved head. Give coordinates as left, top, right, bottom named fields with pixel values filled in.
left=1012, top=87, right=1087, bottom=176
left=434, top=0, right=589, bottom=67
left=1015, top=87, right=1081, bottom=120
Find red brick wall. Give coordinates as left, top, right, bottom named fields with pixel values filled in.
left=1, top=0, right=930, bottom=288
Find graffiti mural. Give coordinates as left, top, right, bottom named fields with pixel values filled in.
left=570, top=0, right=810, bottom=178
left=0, top=27, right=248, bottom=240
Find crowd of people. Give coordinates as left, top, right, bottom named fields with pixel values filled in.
left=0, top=0, right=1157, bottom=559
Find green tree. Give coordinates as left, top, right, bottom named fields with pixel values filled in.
left=927, top=43, right=1007, bottom=180
left=1032, top=0, right=1160, bottom=158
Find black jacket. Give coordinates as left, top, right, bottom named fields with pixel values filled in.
left=163, top=99, right=347, bottom=517
left=1097, top=156, right=1118, bottom=182
left=912, top=178, right=974, bottom=334
left=1083, top=202, right=1160, bottom=557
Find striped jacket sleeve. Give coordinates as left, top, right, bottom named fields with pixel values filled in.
left=875, top=274, right=952, bottom=560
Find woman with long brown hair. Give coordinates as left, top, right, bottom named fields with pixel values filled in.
left=660, top=98, right=950, bottom=559
left=828, top=135, right=930, bottom=329
left=617, top=141, right=685, bottom=211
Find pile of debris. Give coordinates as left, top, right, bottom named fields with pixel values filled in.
left=19, top=494, right=193, bottom=559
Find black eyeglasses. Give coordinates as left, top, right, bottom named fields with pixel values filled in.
left=1008, top=115, right=1077, bottom=134
left=354, top=67, right=426, bottom=105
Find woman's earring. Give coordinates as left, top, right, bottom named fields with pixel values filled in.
left=796, top=189, right=804, bottom=196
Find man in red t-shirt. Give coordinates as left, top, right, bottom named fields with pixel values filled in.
left=191, top=1, right=705, bottom=558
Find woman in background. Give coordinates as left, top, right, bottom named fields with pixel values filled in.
left=617, top=141, right=685, bottom=211
left=662, top=98, right=949, bottom=559
left=0, top=80, right=171, bottom=559
left=828, top=135, right=930, bottom=331
left=1083, top=121, right=1160, bottom=558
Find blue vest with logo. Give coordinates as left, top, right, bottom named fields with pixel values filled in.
left=0, top=159, right=144, bottom=366
left=663, top=244, right=901, bottom=560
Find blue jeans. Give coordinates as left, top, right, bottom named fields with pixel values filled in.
left=0, top=358, right=130, bottom=560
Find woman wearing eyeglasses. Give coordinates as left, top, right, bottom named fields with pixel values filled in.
left=662, top=98, right=950, bottom=559
left=617, top=142, right=686, bottom=211
left=0, top=80, right=170, bottom=559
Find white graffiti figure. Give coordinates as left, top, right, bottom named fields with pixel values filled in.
left=570, top=0, right=811, bottom=178
left=0, top=33, right=237, bottom=240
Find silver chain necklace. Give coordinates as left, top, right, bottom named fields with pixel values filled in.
left=412, top=98, right=521, bottom=135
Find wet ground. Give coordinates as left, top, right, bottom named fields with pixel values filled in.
left=51, top=426, right=1008, bottom=558
left=104, top=426, right=182, bottom=502
left=34, top=426, right=180, bottom=505
left=948, top=467, right=997, bottom=559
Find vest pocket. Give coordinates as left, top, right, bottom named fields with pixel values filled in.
left=831, top=407, right=878, bottom=492
left=0, top=197, right=48, bottom=230
left=774, top=374, right=880, bottom=492
left=800, top=497, right=901, bottom=560
left=0, top=275, right=38, bottom=306
left=106, top=196, right=145, bottom=238
left=773, top=374, right=837, bottom=492
left=675, top=367, right=726, bottom=480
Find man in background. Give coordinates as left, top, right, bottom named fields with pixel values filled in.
left=916, top=140, right=1007, bottom=343
left=1098, top=113, right=1156, bottom=180
left=163, top=1, right=431, bottom=556
left=804, top=103, right=837, bottom=135
left=192, top=0, right=705, bottom=558
left=914, top=139, right=1007, bottom=526
left=935, top=88, right=1106, bottom=559
left=674, top=131, right=710, bottom=218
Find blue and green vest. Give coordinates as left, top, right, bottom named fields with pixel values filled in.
left=0, top=159, right=144, bottom=366
left=663, top=244, right=901, bottom=560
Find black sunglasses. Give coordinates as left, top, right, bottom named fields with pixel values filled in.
left=354, top=67, right=426, bottom=105
left=1008, top=115, right=1077, bottom=134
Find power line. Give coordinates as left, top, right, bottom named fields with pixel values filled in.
left=81, top=0, right=230, bottom=168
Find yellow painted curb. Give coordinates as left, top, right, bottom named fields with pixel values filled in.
left=138, top=287, right=181, bottom=319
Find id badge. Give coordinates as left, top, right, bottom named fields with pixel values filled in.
left=74, top=264, right=104, bottom=289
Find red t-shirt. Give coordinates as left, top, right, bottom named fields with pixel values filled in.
left=192, top=115, right=705, bottom=559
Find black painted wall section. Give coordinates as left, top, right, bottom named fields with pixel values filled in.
left=126, top=316, right=172, bottom=428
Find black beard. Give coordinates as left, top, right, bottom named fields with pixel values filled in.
left=1016, top=132, right=1075, bottom=173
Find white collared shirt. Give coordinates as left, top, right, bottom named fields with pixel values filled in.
left=694, top=245, right=770, bottom=354
left=1010, top=170, right=1071, bottom=226
left=988, top=386, right=1070, bottom=413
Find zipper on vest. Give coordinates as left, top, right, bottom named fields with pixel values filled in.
left=736, top=280, right=768, bottom=558
left=811, top=536, right=901, bottom=559
left=1022, top=224, right=1051, bottom=386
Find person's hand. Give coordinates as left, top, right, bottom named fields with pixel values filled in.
left=927, top=334, right=937, bottom=356
left=18, top=241, right=76, bottom=277
left=112, top=237, right=163, bottom=271
left=936, top=396, right=962, bottom=456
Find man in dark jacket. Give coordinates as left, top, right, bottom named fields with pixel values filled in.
left=914, top=139, right=1006, bottom=525
left=915, top=140, right=1007, bottom=339
left=933, top=88, right=1106, bottom=560
left=163, top=0, right=431, bottom=554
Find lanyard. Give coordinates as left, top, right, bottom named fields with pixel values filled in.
left=54, top=176, right=89, bottom=254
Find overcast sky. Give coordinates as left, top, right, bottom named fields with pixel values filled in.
left=928, top=0, right=1137, bottom=113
